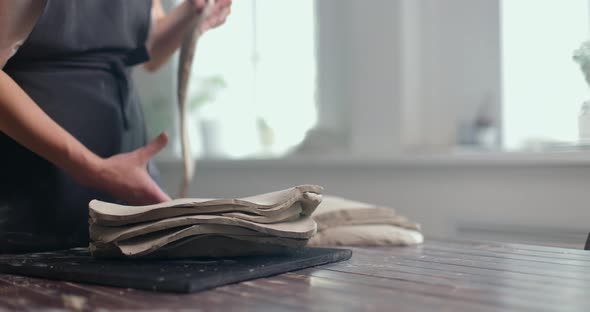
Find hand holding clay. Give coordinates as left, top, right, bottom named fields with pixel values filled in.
left=186, top=0, right=232, bottom=33
left=84, top=132, right=171, bottom=206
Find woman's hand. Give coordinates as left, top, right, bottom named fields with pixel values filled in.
left=186, top=0, right=232, bottom=34
left=144, top=0, right=232, bottom=71
left=83, top=132, right=172, bottom=206
left=0, top=66, right=172, bottom=206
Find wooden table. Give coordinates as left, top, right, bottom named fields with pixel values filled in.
left=0, top=240, right=589, bottom=311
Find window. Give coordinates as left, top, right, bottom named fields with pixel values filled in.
left=501, top=0, right=590, bottom=150
left=185, top=0, right=318, bottom=159
left=140, top=0, right=590, bottom=161
left=396, top=0, right=590, bottom=154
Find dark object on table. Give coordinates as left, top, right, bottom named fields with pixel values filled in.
left=585, top=233, right=590, bottom=250
left=0, top=247, right=351, bottom=293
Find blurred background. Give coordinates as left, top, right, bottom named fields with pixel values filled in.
left=135, top=0, right=590, bottom=248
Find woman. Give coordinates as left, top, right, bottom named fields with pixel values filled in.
left=0, top=0, right=232, bottom=252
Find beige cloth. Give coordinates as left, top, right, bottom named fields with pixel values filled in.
left=90, top=185, right=323, bottom=226
left=89, top=185, right=323, bottom=258
left=308, top=225, right=423, bottom=247
left=309, top=195, right=423, bottom=247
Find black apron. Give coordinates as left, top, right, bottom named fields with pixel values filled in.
left=0, top=0, right=154, bottom=252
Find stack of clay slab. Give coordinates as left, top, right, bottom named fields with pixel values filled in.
left=89, top=185, right=323, bottom=258
left=308, top=195, right=423, bottom=247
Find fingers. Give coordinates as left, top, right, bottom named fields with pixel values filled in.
left=218, top=6, right=230, bottom=23
left=129, top=177, right=172, bottom=205
left=142, top=177, right=173, bottom=204
left=149, top=185, right=172, bottom=203
left=188, top=0, right=206, bottom=12
left=202, top=3, right=230, bottom=30
left=217, top=0, right=232, bottom=7
left=190, top=0, right=229, bottom=14
left=206, top=1, right=221, bottom=19
left=133, top=188, right=171, bottom=205
left=135, top=132, right=169, bottom=162
left=216, top=0, right=231, bottom=18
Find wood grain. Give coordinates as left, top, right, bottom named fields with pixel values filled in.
left=1, top=240, right=588, bottom=311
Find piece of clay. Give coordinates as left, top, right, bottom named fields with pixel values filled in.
left=91, top=236, right=298, bottom=259
left=308, top=225, right=424, bottom=247
left=90, top=185, right=323, bottom=226
left=89, top=186, right=326, bottom=259
left=222, top=204, right=303, bottom=224
left=177, top=0, right=216, bottom=198
left=111, top=226, right=308, bottom=257
left=91, top=215, right=317, bottom=243
left=91, top=222, right=309, bottom=258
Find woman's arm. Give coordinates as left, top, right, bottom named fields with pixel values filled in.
left=143, top=0, right=232, bottom=72
left=0, top=0, right=171, bottom=205
left=0, top=0, right=44, bottom=67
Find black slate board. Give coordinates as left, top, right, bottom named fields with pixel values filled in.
left=0, top=248, right=352, bottom=293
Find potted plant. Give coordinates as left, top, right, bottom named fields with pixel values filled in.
left=573, top=41, right=590, bottom=143
left=187, top=75, right=227, bottom=157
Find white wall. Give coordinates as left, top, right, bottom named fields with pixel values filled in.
left=313, top=0, right=403, bottom=156
left=403, top=0, right=501, bottom=150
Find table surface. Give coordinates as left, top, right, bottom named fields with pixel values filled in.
left=1, top=239, right=589, bottom=312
